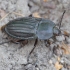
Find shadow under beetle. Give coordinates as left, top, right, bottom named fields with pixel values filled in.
left=1, top=10, right=66, bottom=58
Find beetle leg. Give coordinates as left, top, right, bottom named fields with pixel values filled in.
left=20, top=40, right=28, bottom=47
left=27, top=39, right=38, bottom=62
left=29, top=38, right=38, bottom=55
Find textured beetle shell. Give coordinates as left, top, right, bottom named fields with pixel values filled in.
left=2, top=17, right=55, bottom=40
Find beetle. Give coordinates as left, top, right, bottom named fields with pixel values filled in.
left=1, top=17, right=58, bottom=39
left=1, top=10, right=66, bottom=56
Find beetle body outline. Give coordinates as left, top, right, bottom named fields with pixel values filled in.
left=1, top=17, right=56, bottom=40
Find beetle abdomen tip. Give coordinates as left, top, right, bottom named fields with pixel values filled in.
left=1, top=25, right=6, bottom=33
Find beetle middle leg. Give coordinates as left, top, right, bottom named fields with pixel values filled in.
left=29, top=38, right=38, bottom=55
left=27, top=38, right=38, bottom=61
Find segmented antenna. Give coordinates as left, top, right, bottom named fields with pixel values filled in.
left=59, top=10, right=66, bottom=29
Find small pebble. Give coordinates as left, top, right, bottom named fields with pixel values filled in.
left=66, top=37, right=70, bottom=43
left=36, top=67, right=39, bottom=70
left=56, top=35, right=65, bottom=41
left=62, top=67, right=67, bottom=70
left=55, top=42, right=60, bottom=46
left=30, top=5, right=39, bottom=12
left=60, top=59, right=64, bottom=64
left=3, top=43, right=9, bottom=47
left=49, top=60, right=53, bottom=64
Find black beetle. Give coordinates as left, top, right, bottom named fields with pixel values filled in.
left=1, top=17, right=58, bottom=40
left=1, top=10, right=66, bottom=56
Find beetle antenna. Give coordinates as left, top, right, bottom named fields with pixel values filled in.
left=59, top=10, right=66, bottom=29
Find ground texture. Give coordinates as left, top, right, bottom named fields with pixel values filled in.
left=0, top=0, right=70, bottom=70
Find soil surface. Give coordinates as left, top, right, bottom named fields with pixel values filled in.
left=0, top=0, right=70, bottom=70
